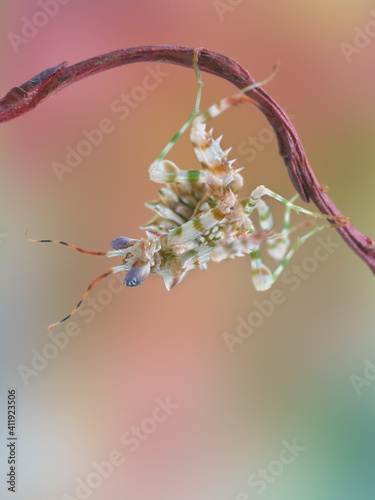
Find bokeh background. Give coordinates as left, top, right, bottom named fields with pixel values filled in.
left=1, top=1, right=375, bottom=499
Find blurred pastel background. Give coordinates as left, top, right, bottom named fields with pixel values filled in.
left=1, top=1, right=375, bottom=499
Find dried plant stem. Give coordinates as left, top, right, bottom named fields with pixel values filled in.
left=1, top=45, right=374, bottom=274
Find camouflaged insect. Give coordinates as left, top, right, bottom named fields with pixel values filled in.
left=27, top=53, right=344, bottom=331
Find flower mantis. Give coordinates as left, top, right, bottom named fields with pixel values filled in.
left=26, top=49, right=346, bottom=331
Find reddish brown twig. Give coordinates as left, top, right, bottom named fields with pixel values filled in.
left=1, top=45, right=374, bottom=274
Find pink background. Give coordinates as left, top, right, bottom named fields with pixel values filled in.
left=1, top=1, right=374, bottom=499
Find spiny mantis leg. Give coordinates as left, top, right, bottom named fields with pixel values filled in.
left=255, top=194, right=299, bottom=261
left=245, top=185, right=347, bottom=223
left=148, top=48, right=204, bottom=182
left=191, top=62, right=279, bottom=138
left=150, top=57, right=278, bottom=185
left=210, top=216, right=316, bottom=264
left=244, top=187, right=347, bottom=290
left=216, top=192, right=299, bottom=289
left=250, top=224, right=332, bottom=291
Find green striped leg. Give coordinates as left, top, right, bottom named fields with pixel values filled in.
left=255, top=194, right=299, bottom=261
left=152, top=93, right=255, bottom=185
left=189, top=66, right=279, bottom=186
left=245, top=185, right=335, bottom=220
left=250, top=224, right=329, bottom=291
left=229, top=192, right=298, bottom=291
left=149, top=54, right=265, bottom=186
left=150, top=159, right=207, bottom=184
left=190, top=62, right=280, bottom=147
left=149, top=49, right=204, bottom=184
left=244, top=185, right=338, bottom=290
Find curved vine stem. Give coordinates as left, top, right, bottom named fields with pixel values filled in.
left=1, top=45, right=374, bottom=274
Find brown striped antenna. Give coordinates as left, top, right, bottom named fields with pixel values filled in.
left=25, top=229, right=107, bottom=256
left=46, top=269, right=115, bottom=332
left=25, top=230, right=129, bottom=331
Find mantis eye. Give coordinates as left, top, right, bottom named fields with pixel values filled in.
left=123, top=262, right=151, bottom=287
left=111, top=236, right=133, bottom=249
